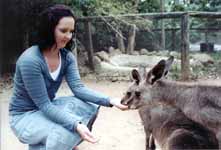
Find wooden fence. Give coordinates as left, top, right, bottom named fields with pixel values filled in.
left=1, top=11, right=221, bottom=79
left=78, top=11, right=221, bottom=81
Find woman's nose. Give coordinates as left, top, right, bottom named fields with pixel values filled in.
left=65, top=32, right=72, bottom=40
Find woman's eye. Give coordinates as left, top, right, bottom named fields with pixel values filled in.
left=59, top=29, right=74, bottom=35
left=60, top=29, right=66, bottom=33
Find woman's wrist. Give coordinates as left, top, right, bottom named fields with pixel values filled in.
left=109, top=99, right=114, bottom=107
left=74, top=121, right=82, bottom=132
left=109, top=98, right=128, bottom=110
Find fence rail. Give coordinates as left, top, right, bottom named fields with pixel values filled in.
left=78, top=11, right=221, bottom=80
left=2, top=12, right=221, bottom=79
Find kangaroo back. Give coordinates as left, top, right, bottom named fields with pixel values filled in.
left=139, top=103, right=219, bottom=150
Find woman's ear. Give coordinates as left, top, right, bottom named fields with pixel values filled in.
left=131, top=69, right=141, bottom=84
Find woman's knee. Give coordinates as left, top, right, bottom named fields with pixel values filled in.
left=46, top=124, right=81, bottom=150
left=10, top=111, right=55, bottom=145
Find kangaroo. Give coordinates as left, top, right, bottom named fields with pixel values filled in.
left=121, top=56, right=221, bottom=149
left=139, top=103, right=218, bottom=150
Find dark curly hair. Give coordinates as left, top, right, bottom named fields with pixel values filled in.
left=37, top=4, right=76, bottom=51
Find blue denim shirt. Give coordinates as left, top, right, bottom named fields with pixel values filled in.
left=9, top=45, right=111, bottom=131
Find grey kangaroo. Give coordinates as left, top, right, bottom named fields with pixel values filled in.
left=139, top=103, right=218, bottom=149
left=121, top=56, right=220, bottom=149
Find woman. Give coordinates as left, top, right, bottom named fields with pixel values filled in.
left=9, top=4, right=127, bottom=150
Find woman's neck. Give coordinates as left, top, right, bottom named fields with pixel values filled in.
left=43, top=45, right=59, bottom=57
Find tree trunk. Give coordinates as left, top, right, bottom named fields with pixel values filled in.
left=127, top=24, right=136, bottom=54
left=160, top=0, right=165, bottom=50
left=84, top=21, right=94, bottom=70
left=116, top=30, right=125, bottom=53
left=180, top=13, right=190, bottom=81
left=171, top=18, right=176, bottom=51
left=132, top=0, right=139, bottom=13
left=0, top=0, right=3, bottom=76
left=205, top=18, right=210, bottom=44
left=171, top=29, right=176, bottom=51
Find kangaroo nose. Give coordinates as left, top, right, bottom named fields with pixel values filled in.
left=120, top=99, right=127, bottom=105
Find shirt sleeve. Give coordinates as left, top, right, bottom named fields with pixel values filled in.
left=65, top=52, right=112, bottom=107
left=19, top=57, right=79, bottom=131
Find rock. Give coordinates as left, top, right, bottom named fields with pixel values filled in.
left=169, top=51, right=180, bottom=59
left=131, top=51, right=140, bottom=55
left=95, top=51, right=110, bottom=62
left=108, top=46, right=115, bottom=54
left=115, top=49, right=123, bottom=55
left=109, top=47, right=123, bottom=57
left=191, top=53, right=214, bottom=66
left=94, top=61, right=134, bottom=81
left=157, top=50, right=170, bottom=56
left=91, top=52, right=220, bottom=81
left=140, top=48, right=149, bottom=55
left=93, top=56, right=102, bottom=71
left=77, top=52, right=88, bottom=66
left=189, top=58, right=203, bottom=67
left=110, top=54, right=168, bottom=68
left=144, top=51, right=158, bottom=56
left=79, top=66, right=91, bottom=77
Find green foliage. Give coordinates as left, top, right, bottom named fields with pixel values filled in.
left=138, top=0, right=160, bottom=13
left=167, top=0, right=221, bottom=12
left=92, top=0, right=137, bottom=15
left=191, top=52, right=221, bottom=80
left=53, top=0, right=140, bottom=16
left=210, top=51, right=221, bottom=61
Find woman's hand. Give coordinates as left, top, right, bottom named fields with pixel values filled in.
left=76, top=122, right=99, bottom=143
left=110, top=98, right=128, bottom=110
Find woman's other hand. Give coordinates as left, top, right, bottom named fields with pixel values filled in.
left=110, top=98, right=128, bottom=110
left=76, top=122, right=99, bottom=143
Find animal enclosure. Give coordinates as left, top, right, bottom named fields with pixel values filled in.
left=75, top=12, right=221, bottom=80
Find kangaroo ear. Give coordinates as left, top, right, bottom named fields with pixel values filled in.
left=146, top=59, right=166, bottom=84
left=164, top=56, right=174, bottom=76
left=131, top=69, right=141, bottom=84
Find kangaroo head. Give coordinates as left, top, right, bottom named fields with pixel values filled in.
left=121, top=56, right=174, bottom=109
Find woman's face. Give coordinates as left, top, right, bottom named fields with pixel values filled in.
left=54, top=17, right=75, bottom=49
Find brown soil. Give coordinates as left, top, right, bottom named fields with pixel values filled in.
left=65, top=79, right=146, bottom=150
left=0, top=78, right=145, bottom=150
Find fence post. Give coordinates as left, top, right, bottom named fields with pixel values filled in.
left=84, top=20, right=94, bottom=71
left=160, top=0, right=165, bottom=50
left=0, top=3, right=2, bottom=77
left=171, top=29, right=176, bottom=51
left=180, top=12, right=190, bottom=80
left=127, top=24, right=136, bottom=54
left=116, top=30, right=125, bottom=53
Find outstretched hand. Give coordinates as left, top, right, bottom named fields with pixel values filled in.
left=110, top=98, right=128, bottom=110
left=76, top=123, right=99, bottom=144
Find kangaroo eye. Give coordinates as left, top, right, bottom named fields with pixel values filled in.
left=135, top=91, right=141, bottom=97
left=127, top=92, right=131, bottom=97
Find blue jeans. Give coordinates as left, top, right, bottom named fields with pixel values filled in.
left=9, top=96, right=99, bottom=150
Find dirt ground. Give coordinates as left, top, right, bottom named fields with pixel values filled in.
left=0, top=78, right=145, bottom=150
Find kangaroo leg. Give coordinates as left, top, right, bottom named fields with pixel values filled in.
left=217, top=131, right=221, bottom=148
left=148, top=133, right=155, bottom=150
left=144, top=130, right=151, bottom=150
